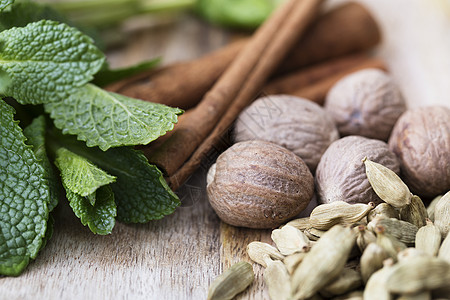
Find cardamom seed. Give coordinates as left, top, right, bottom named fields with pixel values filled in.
left=320, top=267, right=362, bottom=297
left=309, top=201, right=375, bottom=230
left=360, top=243, right=390, bottom=283
left=207, top=261, right=254, bottom=300
left=363, top=259, right=395, bottom=300
left=363, top=157, right=412, bottom=208
left=427, top=195, right=442, bottom=222
left=399, top=195, right=428, bottom=228
left=434, top=190, right=450, bottom=238
left=264, top=260, right=291, bottom=300
left=368, top=216, right=418, bottom=246
left=283, top=252, right=308, bottom=275
left=374, top=225, right=407, bottom=261
left=438, top=232, right=450, bottom=263
left=284, top=217, right=311, bottom=231
left=291, top=225, right=356, bottom=300
left=246, top=241, right=284, bottom=267
left=415, top=220, right=441, bottom=256
left=355, top=224, right=377, bottom=252
left=367, top=203, right=399, bottom=222
left=386, top=256, right=450, bottom=294
left=271, top=225, right=310, bottom=255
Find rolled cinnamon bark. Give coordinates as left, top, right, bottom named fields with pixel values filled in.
left=107, top=3, right=381, bottom=110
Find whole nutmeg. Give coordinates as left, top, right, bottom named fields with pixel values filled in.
left=233, top=95, right=339, bottom=172
left=316, top=135, right=400, bottom=205
left=388, top=106, right=450, bottom=198
left=325, top=69, right=406, bottom=141
left=207, top=140, right=314, bottom=229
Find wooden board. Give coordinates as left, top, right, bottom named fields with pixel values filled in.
left=1, top=1, right=449, bottom=299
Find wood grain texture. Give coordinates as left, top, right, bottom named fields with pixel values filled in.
left=1, top=1, right=449, bottom=299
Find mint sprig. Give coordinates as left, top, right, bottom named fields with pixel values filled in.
left=0, top=101, right=49, bottom=276
left=0, top=20, right=105, bottom=104
left=45, top=84, right=183, bottom=150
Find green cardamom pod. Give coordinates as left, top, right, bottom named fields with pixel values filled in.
left=434, top=191, right=450, bottom=238
left=272, top=225, right=310, bottom=255
left=363, top=157, right=411, bottom=208
left=399, top=195, right=428, bottom=228
left=291, top=225, right=356, bottom=300
left=264, top=260, right=291, bottom=300
left=246, top=241, right=284, bottom=267
left=360, top=243, right=390, bottom=283
left=207, top=261, right=254, bottom=300
left=415, top=220, right=441, bottom=256
left=369, top=216, right=418, bottom=246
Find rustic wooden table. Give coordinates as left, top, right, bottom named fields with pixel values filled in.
left=1, top=0, right=449, bottom=299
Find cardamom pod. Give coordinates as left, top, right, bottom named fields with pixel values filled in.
left=309, top=201, right=375, bottom=230
left=363, top=157, right=412, bottom=208
left=368, top=216, right=418, bottom=245
left=320, top=267, right=362, bottom=297
left=427, top=195, right=442, bottom=222
left=367, top=203, right=399, bottom=222
left=246, top=241, right=284, bottom=267
left=291, top=225, right=356, bottom=300
left=415, top=220, right=441, bottom=256
left=207, top=261, right=254, bottom=300
left=355, top=224, right=377, bottom=252
left=374, top=225, right=407, bottom=261
left=386, top=257, right=450, bottom=294
left=438, top=232, right=450, bottom=263
left=397, top=247, right=427, bottom=262
left=283, top=252, right=308, bottom=275
left=304, top=227, right=326, bottom=241
left=264, top=260, right=291, bottom=300
left=434, top=190, right=450, bottom=238
left=272, top=225, right=310, bottom=255
left=360, top=243, right=390, bottom=283
left=284, top=217, right=311, bottom=231
left=399, top=195, right=428, bottom=228
left=363, top=259, right=395, bottom=300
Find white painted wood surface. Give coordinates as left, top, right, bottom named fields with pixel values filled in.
left=1, top=1, right=449, bottom=299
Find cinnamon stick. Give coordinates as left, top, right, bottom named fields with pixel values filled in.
left=150, top=0, right=324, bottom=178
left=107, top=3, right=380, bottom=110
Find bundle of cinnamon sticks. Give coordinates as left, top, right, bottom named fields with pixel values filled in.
left=107, top=1, right=384, bottom=191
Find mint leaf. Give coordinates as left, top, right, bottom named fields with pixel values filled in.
left=0, top=100, right=49, bottom=276
left=23, top=115, right=59, bottom=211
left=65, top=185, right=116, bottom=235
left=0, top=0, right=13, bottom=12
left=55, top=147, right=115, bottom=203
left=0, top=20, right=105, bottom=105
left=45, top=84, right=183, bottom=150
left=56, top=135, right=180, bottom=223
left=92, top=57, right=161, bottom=87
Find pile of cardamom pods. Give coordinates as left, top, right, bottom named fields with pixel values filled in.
left=207, top=158, right=450, bottom=300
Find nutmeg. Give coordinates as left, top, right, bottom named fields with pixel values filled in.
left=325, top=69, right=406, bottom=141
left=316, top=135, right=400, bottom=205
left=388, top=106, right=450, bottom=198
left=233, top=95, right=339, bottom=173
left=207, top=140, right=314, bottom=229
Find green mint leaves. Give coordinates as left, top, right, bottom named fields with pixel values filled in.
left=0, top=101, right=49, bottom=276
left=55, top=136, right=180, bottom=223
left=55, top=147, right=116, bottom=202
left=0, top=20, right=105, bottom=104
left=0, top=0, right=13, bottom=12
left=65, top=185, right=116, bottom=235
left=23, top=116, right=59, bottom=212
left=45, top=84, right=183, bottom=150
